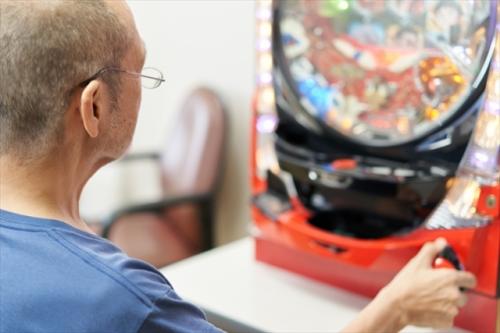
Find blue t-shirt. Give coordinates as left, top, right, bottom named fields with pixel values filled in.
left=0, top=209, right=223, bottom=333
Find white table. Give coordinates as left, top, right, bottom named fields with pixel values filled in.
left=160, top=237, right=467, bottom=333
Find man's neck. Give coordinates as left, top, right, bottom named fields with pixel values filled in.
left=0, top=152, right=95, bottom=233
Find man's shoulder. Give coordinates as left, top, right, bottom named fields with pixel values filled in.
left=53, top=226, right=174, bottom=305
left=0, top=213, right=175, bottom=332
left=0, top=210, right=172, bottom=306
left=1, top=211, right=222, bottom=333
left=51, top=228, right=223, bottom=333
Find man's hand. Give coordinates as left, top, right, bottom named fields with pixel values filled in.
left=342, top=238, right=476, bottom=333
left=380, top=238, right=476, bottom=329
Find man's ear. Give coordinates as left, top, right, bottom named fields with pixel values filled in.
left=79, top=81, right=103, bottom=138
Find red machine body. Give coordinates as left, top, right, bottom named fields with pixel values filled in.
left=251, top=111, right=500, bottom=332
left=251, top=1, right=500, bottom=332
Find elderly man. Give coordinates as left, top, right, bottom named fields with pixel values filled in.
left=0, top=1, right=475, bottom=332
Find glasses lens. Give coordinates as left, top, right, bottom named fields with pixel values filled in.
left=141, top=67, right=164, bottom=89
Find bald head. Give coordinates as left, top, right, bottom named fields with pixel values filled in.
left=106, top=0, right=135, bottom=28
left=0, top=0, right=135, bottom=158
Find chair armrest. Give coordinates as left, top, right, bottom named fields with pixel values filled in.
left=117, top=151, right=161, bottom=163
left=102, top=193, right=211, bottom=238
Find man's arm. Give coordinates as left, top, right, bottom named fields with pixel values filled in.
left=342, top=238, right=476, bottom=333
left=137, top=288, right=224, bottom=333
left=342, top=288, right=405, bottom=333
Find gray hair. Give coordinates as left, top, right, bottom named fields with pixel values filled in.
left=0, top=0, right=130, bottom=158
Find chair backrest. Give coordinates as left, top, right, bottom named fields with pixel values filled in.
left=160, top=87, right=226, bottom=197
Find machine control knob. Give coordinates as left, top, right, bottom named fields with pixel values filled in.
left=434, top=245, right=466, bottom=291
left=435, top=245, right=464, bottom=271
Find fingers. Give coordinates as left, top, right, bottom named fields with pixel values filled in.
left=438, top=271, right=473, bottom=308
left=414, top=237, right=448, bottom=267
left=454, top=271, right=477, bottom=289
left=457, top=293, right=467, bottom=308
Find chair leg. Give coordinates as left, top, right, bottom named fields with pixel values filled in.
left=201, top=201, right=214, bottom=251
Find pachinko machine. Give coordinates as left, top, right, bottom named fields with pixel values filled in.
left=251, top=1, right=500, bottom=332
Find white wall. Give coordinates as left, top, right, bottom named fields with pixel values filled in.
left=80, top=0, right=255, bottom=244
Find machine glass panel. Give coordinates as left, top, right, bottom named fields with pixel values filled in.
left=278, top=0, right=493, bottom=146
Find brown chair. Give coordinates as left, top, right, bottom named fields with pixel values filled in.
left=102, top=87, right=226, bottom=268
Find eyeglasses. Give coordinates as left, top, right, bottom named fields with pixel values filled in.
left=80, top=67, right=165, bottom=89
